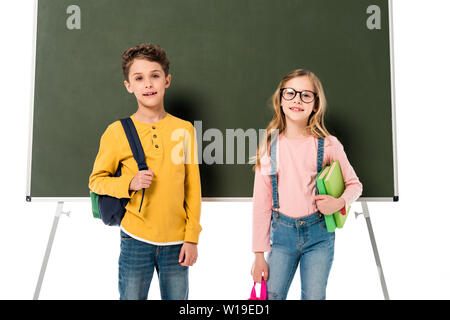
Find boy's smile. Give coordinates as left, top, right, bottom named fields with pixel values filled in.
left=123, top=58, right=171, bottom=110
left=143, top=91, right=157, bottom=97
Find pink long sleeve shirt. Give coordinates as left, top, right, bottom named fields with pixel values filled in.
left=252, top=134, right=363, bottom=252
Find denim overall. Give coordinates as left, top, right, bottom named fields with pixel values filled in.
left=266, top=136, right=335, bottom=300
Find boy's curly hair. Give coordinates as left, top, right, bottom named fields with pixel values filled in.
left=121, top=43, right=170, bottom=81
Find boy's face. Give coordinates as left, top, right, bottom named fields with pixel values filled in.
left=123, top=58, right=171, bottom=110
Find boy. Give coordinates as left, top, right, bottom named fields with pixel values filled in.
left=89, top=43, right=201, bottom=300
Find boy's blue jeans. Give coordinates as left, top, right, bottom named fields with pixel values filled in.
left=118, top=230, right=188, bottom=300
left=267, top=211, right=335, bottom=300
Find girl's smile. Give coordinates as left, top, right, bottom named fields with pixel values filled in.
left=288, top=106, right=304, bottom=112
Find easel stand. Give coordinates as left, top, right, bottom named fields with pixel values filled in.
left=33, top=201, right=70, bottom=300
left=32, top=200, right=389, bottom=300
left=355, top=201, right=389, bottom=300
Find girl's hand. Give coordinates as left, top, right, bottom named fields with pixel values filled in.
left=251, top=253, right=268, bottom=283
left=179, top=242, right=198, bottom=267
left=129, top=169, right=154, bottom=191
left=314, top=195, right=345, bottom=215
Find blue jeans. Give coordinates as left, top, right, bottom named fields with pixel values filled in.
left=267, top=211, right=335, bottom=300
left=118, top=230, right=189, bottom=300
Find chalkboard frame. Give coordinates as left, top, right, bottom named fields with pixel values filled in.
left=25, top=0, right=399, bottom=203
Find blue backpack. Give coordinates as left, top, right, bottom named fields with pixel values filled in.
left=90, top=118, right=147, bottom=226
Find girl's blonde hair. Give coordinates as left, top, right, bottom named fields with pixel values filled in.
left=253, top=69, right=331, bottom=170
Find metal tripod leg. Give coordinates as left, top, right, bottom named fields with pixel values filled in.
left=33, top=201, right=70, bottom=300
left=355, top=201, right=390, bottom=300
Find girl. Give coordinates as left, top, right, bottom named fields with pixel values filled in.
left=251, top=69, right=363, bottom=300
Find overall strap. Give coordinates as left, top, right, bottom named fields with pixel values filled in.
left=270, top=135, right=325, bottom=211
left=315, top=137, right=325, bottom=195
left=269, top=135, right=279, bottom=210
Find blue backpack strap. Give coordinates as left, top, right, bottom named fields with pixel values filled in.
left=315, top=137, right=325, bottom=195
left=120, top=118, right=148, bottom=212
left=269, top=135, right=279, bottom=210
left=120, top=118, right=148, bottom=171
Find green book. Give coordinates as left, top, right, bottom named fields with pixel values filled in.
left=323, top=161, right=350, bottom=229
left=316, top=166, right=336, bottom=232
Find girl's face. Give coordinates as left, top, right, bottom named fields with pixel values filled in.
left=280, top=76, right=317, bottom=125
left=123, top=58, right=171, bottom=110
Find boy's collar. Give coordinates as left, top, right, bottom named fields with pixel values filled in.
left=131, top=112, right=170, bottom=129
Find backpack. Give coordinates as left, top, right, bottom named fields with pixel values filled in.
left=90, top=118, right=148, bottom=226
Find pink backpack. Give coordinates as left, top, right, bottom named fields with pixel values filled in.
left=248, top=279, right=267, bottom=300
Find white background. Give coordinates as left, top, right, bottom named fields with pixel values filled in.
left=0, top=0, right=449, bottom=300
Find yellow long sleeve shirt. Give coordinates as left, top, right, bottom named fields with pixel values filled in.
left=88, top=113, right=202, bottom=244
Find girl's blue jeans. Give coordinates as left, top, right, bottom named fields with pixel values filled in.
left=267, top=210, right=335, bottom=300
left=118, top=230, right=189, bottom=300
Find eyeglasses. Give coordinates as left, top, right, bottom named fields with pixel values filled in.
left=280, top=87, right=317, bottom=103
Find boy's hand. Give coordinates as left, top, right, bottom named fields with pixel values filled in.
left=314, top=195, right=345, bottom=215
left=179, top=242, right=198, bottom=267
left=251, top=252, right=268, bottom=283
left=129, top=169, right=154, bottom=191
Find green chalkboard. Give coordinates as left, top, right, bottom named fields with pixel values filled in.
left=28, top=0, right=398, bottom=201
